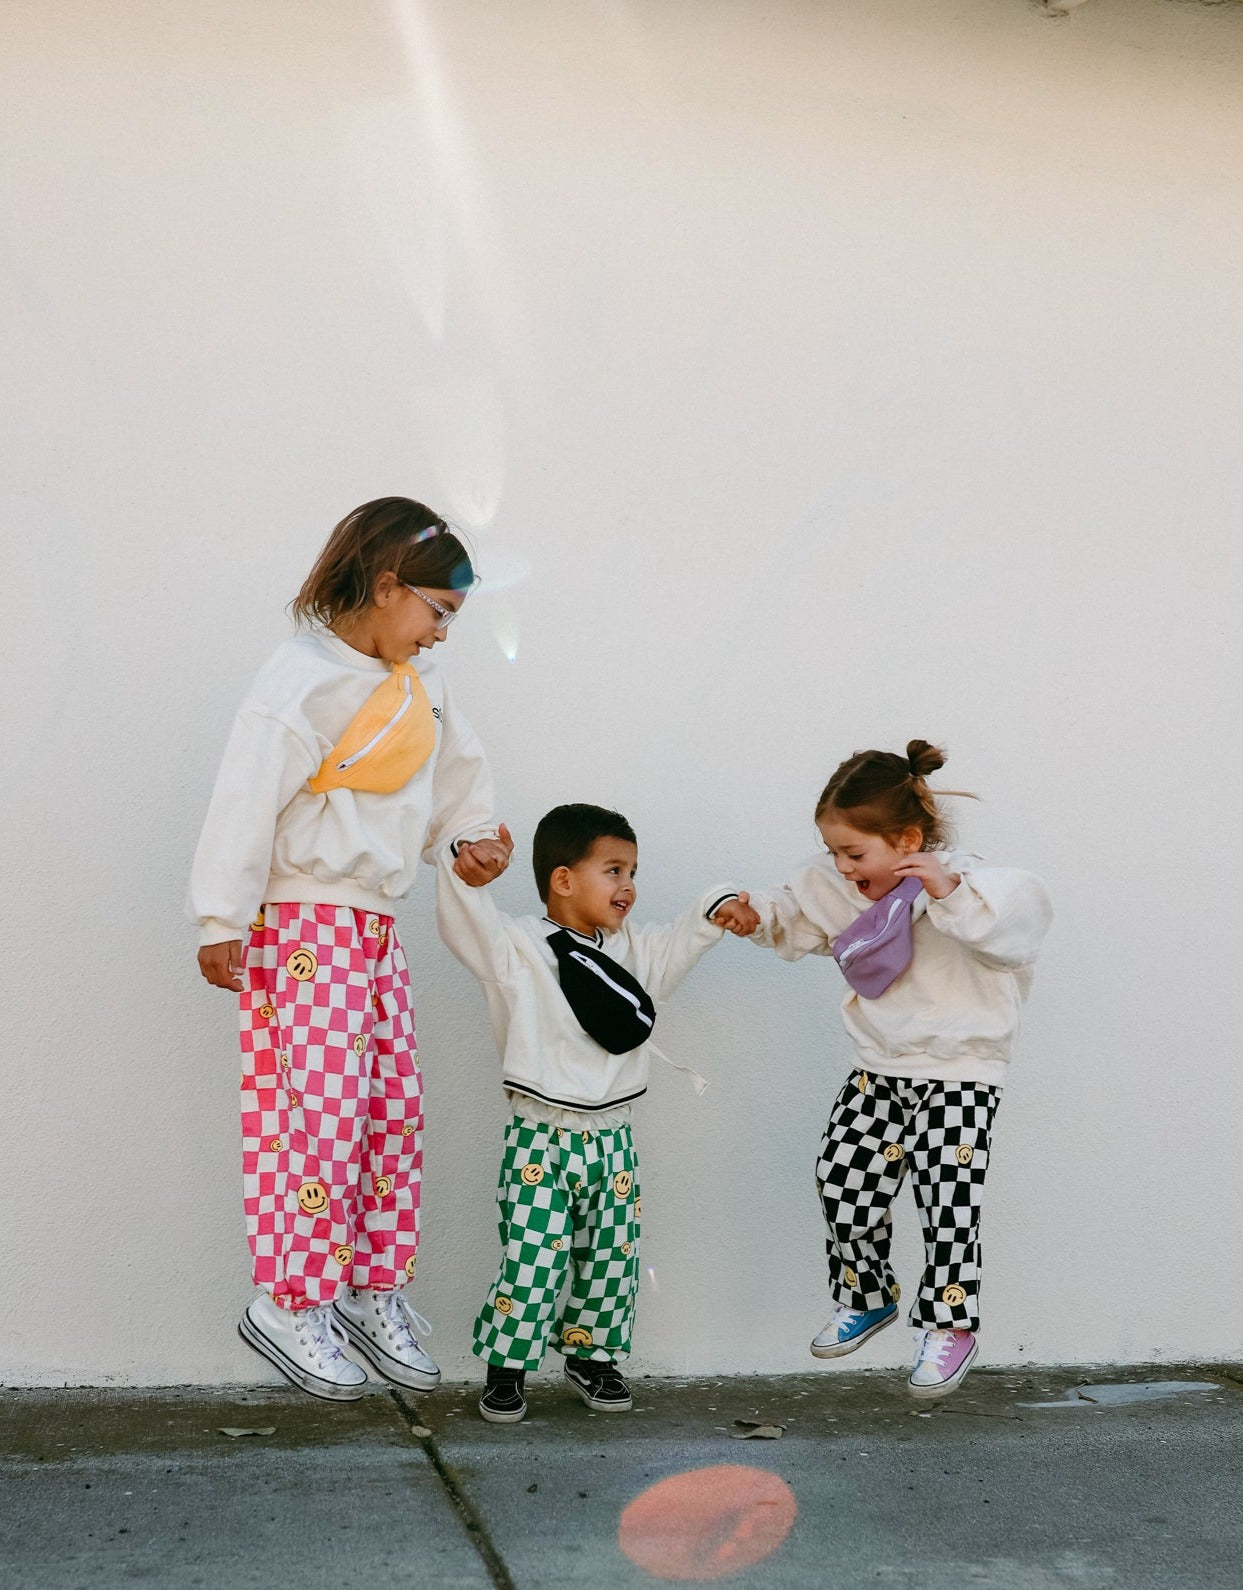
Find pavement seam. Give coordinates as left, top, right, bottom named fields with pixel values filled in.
left=390, top=1390, right=516, bottom=1590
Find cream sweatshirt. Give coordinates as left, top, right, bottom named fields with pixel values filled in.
left=188, top=630, right=495, bottom=946
left=747, top=851, right=1052, bottom=1088
left=437, top=856, right=736, bottom=1112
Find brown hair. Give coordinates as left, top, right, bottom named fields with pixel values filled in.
left=291, top=497, right=475, bottom=629
left=815, top=739, right=974, bottom=850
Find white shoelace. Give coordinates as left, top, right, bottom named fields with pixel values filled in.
left=914, top=1329, right=954, bottom=1369
left=380, top=1290, right=433, bottom=1349
left=295, top=1306, right=352, bottom=1367
left=828, top=1304, right=863, bottom=1333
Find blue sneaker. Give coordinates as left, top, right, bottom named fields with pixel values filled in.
left=810, top=1302, right=898, bottom=1359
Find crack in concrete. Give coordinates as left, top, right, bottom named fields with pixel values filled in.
left=390, top=1390, right=516, bottom=1590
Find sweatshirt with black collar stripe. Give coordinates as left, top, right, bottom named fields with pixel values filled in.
left=437, top=853, right=737, bottom=1113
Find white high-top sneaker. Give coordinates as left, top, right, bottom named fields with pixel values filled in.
left=332, top=1289, right=441, bottom=1390
left=239, top=1293, right=368, bottom=1401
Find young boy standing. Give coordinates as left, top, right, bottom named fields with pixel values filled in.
left=439, top=804, right=742, bottom=1423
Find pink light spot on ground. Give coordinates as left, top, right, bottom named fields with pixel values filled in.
left=617, top=1463, right=798, bottom=1582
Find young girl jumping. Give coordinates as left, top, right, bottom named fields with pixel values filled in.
left=189, top=496, right=507, bottom=1401
left=718, top=741, right=1050, bottom=1399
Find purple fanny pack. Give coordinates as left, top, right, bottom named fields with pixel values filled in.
left=831, top=875, right=923, bottom=999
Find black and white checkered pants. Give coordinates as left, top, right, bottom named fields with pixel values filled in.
left=815, top=1070, right=1000, bottom=1331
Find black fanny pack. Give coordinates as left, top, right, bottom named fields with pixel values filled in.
left=546, top=929, right=657, bottom=1055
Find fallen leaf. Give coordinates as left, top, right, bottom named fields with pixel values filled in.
left=217, top=1427, right=276, bottom=1439
left=730, top=1420, right=785, bottom=1440
left=408, top=1425, right=432, bottom=1438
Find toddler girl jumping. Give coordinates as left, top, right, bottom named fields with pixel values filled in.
left=719, top=741, right=1050, bottom=1399
left=189, top=497, right=507, bottom=1401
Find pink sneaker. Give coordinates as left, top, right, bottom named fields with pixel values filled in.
left=908, top=1328, right=978, bottom=1399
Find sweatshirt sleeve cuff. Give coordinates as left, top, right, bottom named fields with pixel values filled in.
left=199, top=918, right=246, bottom=947
left=704, top=890, right=740, bottom=920
left=449, top=825, right=500, bottom=858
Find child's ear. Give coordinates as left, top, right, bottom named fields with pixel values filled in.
left=548, top=865, right=573, bottom=898
left=373, top=570, right=399, bottom=606
left=897, top=826, right=924, bottom=855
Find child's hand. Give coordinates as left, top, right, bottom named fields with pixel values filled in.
left=455, top=823, right=514, bottom=887
left=892, top=853, right=960, bottom=900
left=713, top=892, right=761, bottom=936
left=198, top=940, right=244, bottom=992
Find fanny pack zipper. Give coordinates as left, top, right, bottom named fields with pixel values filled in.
left=334, top=673, right=414, bottom=772
left=836, top=896, right=908, bottom=969
left=568, top=949, right=655, bottom=1028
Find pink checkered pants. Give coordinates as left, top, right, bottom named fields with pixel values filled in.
left=239, top=903, right=423, bottom=1310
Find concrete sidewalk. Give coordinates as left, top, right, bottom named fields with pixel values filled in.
left=2, top=1365, right=1241, bottom=1588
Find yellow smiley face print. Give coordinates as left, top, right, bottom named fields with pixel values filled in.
left=402, top=1123, right=415, bottom=1137
left=334, top=1244, right=354, bottom=1266
left=843, top=1267, right=858, bottom=1288
left=621, top=1241, right=632, bottom=1256
left=891, top=1282, right=902, bottom=1303
left=883, top=1143, right=904, bottom=1163
left=374, top=1174, right=393, bottom=1198
left=297, top=1180, right=329, bottom=1216
left=562, top=1326, right=593, bottom=1348
left=367, top=918, right=381, bottom=938
left=286, top=948, right=318, bottom=982
left=268, top=1137, right=283, bottom=1153
left=857, top=1073, right=869, bottom=1093
left=956, top=1145, right=974, bottom=1166
left=352, top=1034, right=366, bottom=1057
left=258, top=1003, right=276, bottom=1021
left=520, top=1163, right=545, bottom=1187
left=634, top=1196, right=641, bottom=1218
left=251, top=908, right=266, bottom=931
left=287, top=1092, right=300, bottom=1109
left=495, top=1295, right=513, bottom=1316
left=405, top=1255, right=416, bottom=1279
left=551, top=1238, right=564, bottom=1251
left=612, top=1171, right=633, bottom=1199
left=942, top=1284, right=967, bottom=1307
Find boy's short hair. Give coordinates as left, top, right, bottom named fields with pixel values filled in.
left=532, top=804, right=637, bottom=903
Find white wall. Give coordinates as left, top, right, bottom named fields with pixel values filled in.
left=3, top=0, right=1242, bottom=1385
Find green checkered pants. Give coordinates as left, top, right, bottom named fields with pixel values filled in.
left=472, top=1116, right=640, bottom=1370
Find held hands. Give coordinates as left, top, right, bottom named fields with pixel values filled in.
left=454, top=822, right=514, bottom=887
left=893, top=852, right=960, bottom=900
left=713, top=892, right=761, bottom=937
left=198, top=940, right=244, bottom=992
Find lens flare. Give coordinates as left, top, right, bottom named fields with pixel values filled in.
left=618, top=1465, right=798, bottom=1582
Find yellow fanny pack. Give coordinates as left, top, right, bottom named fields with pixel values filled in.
left=308, top=662, right=438, bottom=795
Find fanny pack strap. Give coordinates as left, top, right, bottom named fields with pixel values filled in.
left=648, top=1041, right=710, bottom=1097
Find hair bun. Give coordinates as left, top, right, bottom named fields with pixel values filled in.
left=906, top=739, right=946, bottom=779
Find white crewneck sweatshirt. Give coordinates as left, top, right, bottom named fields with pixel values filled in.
left=437, top=854, right=737, bottom=1113
left=746, top=851, right=1052, bottom=1088
left=188, top=629, right=495, bottom=946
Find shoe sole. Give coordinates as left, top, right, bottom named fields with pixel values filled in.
left=331, top=1308, right=442, bottom=1391
left=564, top=1373, right=633, bottom=1413
left=810, top=1308, right=898, bottom=1359
left=908, top=1338, right=979, bottom=1400
left=238, top=1313, right=367, bottom=1403
left=478, top=1398, right=528, bottom=1425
